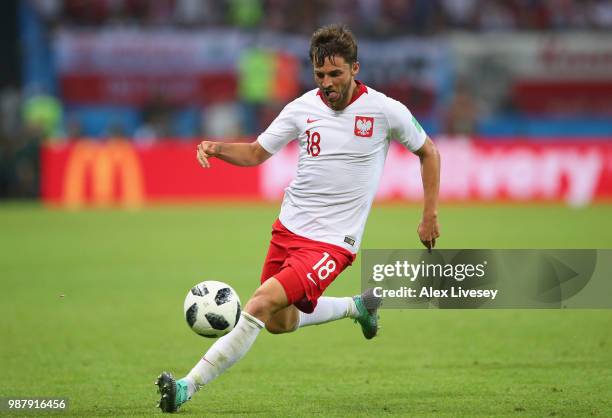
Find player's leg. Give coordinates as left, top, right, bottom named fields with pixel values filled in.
left=265, top=291, right=381, bottom=339
left=266, top=296, right=356, bottom=333
left=156, top=278, right=289, bottom=413
left=264, top=246, right=382, bottom=337
left=258, top=220, right=366, bottom=334
left=184, top=277, right=288, bottom=390
left=181, top=220, right=292, bottom=388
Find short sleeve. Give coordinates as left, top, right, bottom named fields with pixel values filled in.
left=384, top=98, right=427, bottom=152
left=256, top=102, right=300, bottom=154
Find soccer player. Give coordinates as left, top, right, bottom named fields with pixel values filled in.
left=156, top=24, right=440, bottom=413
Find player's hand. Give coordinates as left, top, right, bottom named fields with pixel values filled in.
left=417, top=214, right=440, bottom=253
left=197, top=141, right=220, bottom=168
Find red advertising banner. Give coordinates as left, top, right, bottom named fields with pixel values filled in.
left=41, top=140, right=262, bottom=208
left=41, top=139, right=612, bottom=208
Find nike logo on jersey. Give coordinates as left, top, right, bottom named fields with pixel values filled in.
left=306, top=118, right=321, bottom=123
left=306, top=273, right=317, bottom=286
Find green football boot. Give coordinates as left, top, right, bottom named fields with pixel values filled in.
left=155, top=372, right=191, bottom=413
left=353, top=288, right=382, bottom=339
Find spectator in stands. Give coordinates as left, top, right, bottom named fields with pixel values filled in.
left=440, top=0, right=478, bottom=30
left=444, top=79, right=479, bottom=136
left=50, top=0, right=612, bottom=33
left=134, top=93, right=173, bottom=143
left=22, top=87, right=63, bottom=141
left=477, top=1, right=517, bottom=31
left=228, top=0, right=264, bottom=29
left=589, top=0, right=612, bottom=29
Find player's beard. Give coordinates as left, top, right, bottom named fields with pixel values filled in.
left=326, top=80, right=353, bottom=110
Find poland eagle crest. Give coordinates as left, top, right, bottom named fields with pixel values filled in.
left=354, top=116, right=374, bottom=137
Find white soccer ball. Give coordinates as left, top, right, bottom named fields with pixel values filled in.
left=183, top=281, right=241, bottom=338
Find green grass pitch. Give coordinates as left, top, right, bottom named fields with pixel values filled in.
left=1, top=203, right=611, bottom=417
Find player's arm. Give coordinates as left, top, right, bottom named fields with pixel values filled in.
left=384, top=97, right=441, bottom=250
left=197, top=100, right=298, bottom=168
left=413, top=137, right=441, bottom=250
left=196, top=140, right=272, bottom=168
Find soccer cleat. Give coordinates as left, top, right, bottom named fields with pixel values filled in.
left=353, top=288, right=382, bottom=340
left=155, top=372, right=191, bottom=413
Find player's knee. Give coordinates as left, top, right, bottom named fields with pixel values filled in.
left=244, top=296, right=272, bottom=322
left=244, top=279, right=288, bottom=322
left=244, top=292, right=283, bottom=324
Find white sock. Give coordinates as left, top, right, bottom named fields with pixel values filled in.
left=297, top=297, right=358, bottom=328
left=184, top=311, right=264, bottom=396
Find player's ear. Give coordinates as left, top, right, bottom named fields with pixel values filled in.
left=351, top=61, right=360, bottom=77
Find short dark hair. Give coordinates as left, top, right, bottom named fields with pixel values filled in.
left=309, top=24, right=358, bottom=67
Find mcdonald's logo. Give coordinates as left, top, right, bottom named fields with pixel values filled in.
left=63, top=140, right=144, bottom=208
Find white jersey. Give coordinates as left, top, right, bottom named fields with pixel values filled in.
left=257, top=83, right=427, bottom=253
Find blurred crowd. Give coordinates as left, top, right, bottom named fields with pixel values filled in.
left=0, top=85, right=42, bottom=198
left=31, top=0, right=612, bottom=34
left=2, top=0, right=612, bottom=198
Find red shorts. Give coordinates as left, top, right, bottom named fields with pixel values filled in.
left=260, top=219, right=356, bottom=313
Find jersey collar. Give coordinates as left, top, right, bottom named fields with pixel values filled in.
left=317, top=80, right=368, bottom=109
